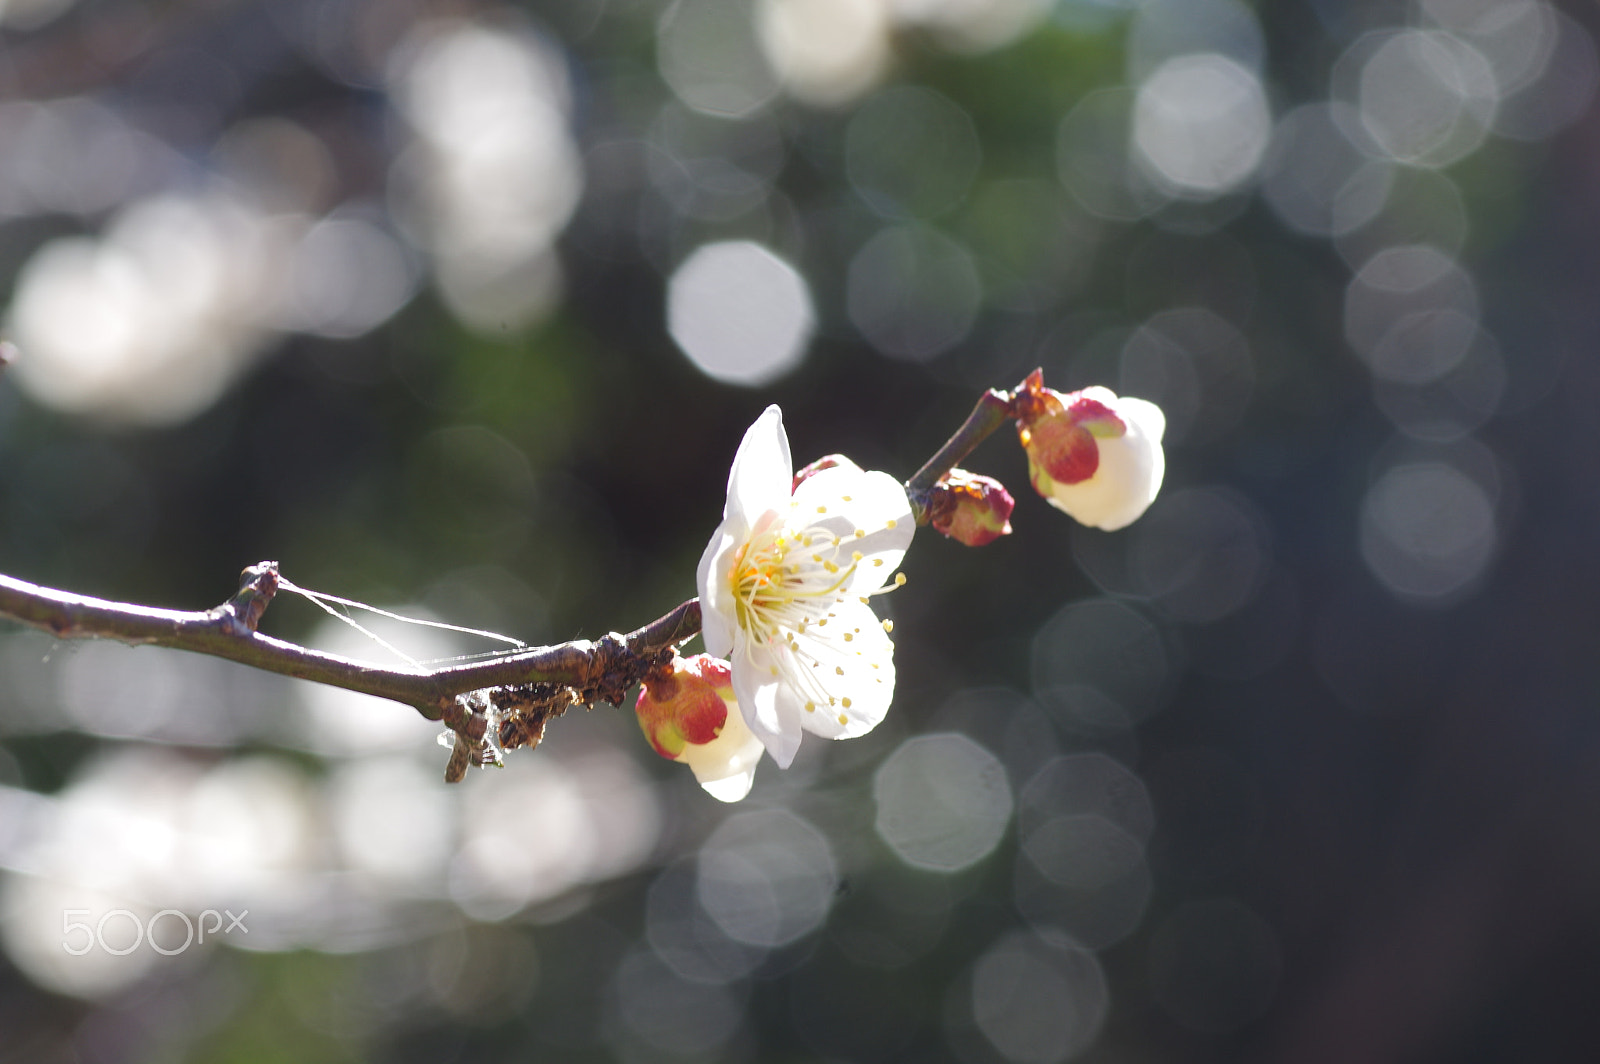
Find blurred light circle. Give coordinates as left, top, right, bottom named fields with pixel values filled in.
left=1421, top=0, right=1557, bottom=96
left=1373, top=329, right=1506, bottom=441
left=330, top=756, right=454, bottom=889
left=1332, top=168, right=1470, bottom=268
left=1126, top=0, right=1266, bottom=80
left=1357, top=30, right=1499, bottom=167
left=893, top=0, right=1053, bottom=55
left=449, top=759, right=595, bottom=921
left=1260, top=102, right=1394, bottom=238
left=970, top=930, right=1109, bottom=1063
left=1132, top=53, right=1270, bottom=199
left=1345, top=245, right=1479, bottom=384
left=647, top=859, right=769, bottom=983
left=437, top=248, right=565, bottom=336
left=1057, top=89, right=1164, bottom=222
left=1129, top=488, right=1269, bottom=624
left=667, top=240, right=814, bottom=386
left=1012, top=754, right=1154, bottom=948
left=1360, top=460, right=1497, bottom=602
left=283, top=217, right=417, bottom=339
left=847, top=224, right=981, bottom=361
left=756, top=0, right=890, bottom=106
left=697, top=808, right=837, bottom=947
left=612, top=947, right=746, bottom=1056
left=648, top=103, right=785, bottom=222
left=1492, top=6, right=1599, bottom=141
left=1148, top=898, right=1281, bottom=1032
left=1118, top=306, right=1254, bottom=445
left=5, top=193, right=278, bottom=426
left=1032, top=599, right=1170, bottom=723
left=1018, top=754, right=1155, bottom=847
left=873, top=733, right=1014, bottom=873
left=1020, top=814, right=1144, bottom=891
left=59, top=641, right=183, bottom=738
left=0, top=0, right=78, bottom=31
left=845, top=85, right=981, bottom=219
left=657, top=0, right=780, bottom=118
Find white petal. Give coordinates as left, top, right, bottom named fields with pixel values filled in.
left=1118, top=396, right=1166, bottom=444
left=733, top=642, right=803, bottom=768
left=795, top=600, right=895, bottom=740
left=700, top=771, right=758, bottom=802
left=696, top=525, right=739, bottom=657
left=788, top=465, right=913, bottom=591
left=679, top=699, right=765, bottom=802
left=724, top=405, right=793, bottom=527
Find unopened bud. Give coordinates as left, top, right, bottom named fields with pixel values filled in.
left=635, top=654, right=764, bottom=801
left=928, top=469, right=1014, bottom=547
left=1014, top=370, right=1165, bottom=531
left=793, top=453, right=861, bottom=493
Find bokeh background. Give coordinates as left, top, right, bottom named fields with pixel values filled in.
left=2, top=0, right=1599, bottom=1060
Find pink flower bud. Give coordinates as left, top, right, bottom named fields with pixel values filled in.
left=928, top=469, right=1015, bottom=547
left=1014, top=370, right=1165, bottom=531
left=634, top=654, right=764, bottom=801
left=792, top=453, right=861, bottom=493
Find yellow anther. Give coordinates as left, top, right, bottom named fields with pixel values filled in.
left=894, top=572, right=907, bottom=586
left=837, top=713, right=849, bottom=725
left=852, top=550, right=863, bottom=561
left=824, top=561, right=840, bottom=573
left=873, top=558, right=884, bottom=567
left=886, top=519, right=898, bottom=529
left=805, top=701, right=816, bottom=712
left=770, top=665, right=779, bottom=676
left=844, top=632, right=854, bottom=642
left=855, top=529, right=866, bottom=538
left=842, top=697, right=852, bottom=708
left=860, top=596, right=870, bottom=604
left=835, top=666, right=844, bottom=675
left=843, top=495, right=852, bottom=501
left=882, top=619, right=894, bottom=632
left=817, top=506, right=827, bottom=513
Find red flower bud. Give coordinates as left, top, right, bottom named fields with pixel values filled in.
left=928, top=469, right=1015, bottom=547
left=634, top=654, right=763, bottom=801
left=1013, top=371, right=1165, bottom=531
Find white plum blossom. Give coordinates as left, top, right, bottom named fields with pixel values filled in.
left=697, top=406, right=912, bottom=768
left=1015, top=374, right=1165, bottom=532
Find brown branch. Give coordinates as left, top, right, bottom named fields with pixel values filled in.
left=0, top=371, right=1043, bottom=779
left=0, top=562, right=703, bottom=778
left=903, top=371, right=1034, bottom=523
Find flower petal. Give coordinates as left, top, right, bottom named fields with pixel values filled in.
left=696, top=525, right=739, bottom=658
left=788, top=466, right=913, bottom=592
left=794, top=600, right=895, bottom=740
left=732, top=641, right=803, bottom=768
left=724, top=405, right=793, bottom=527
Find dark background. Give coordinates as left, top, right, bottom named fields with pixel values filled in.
left=3, top=0, right=1600, bottom=1060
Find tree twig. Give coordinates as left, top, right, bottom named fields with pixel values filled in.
left=904, top=374, right=1030, bottom=523
left=0, top=371, right=1040, bottom=778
